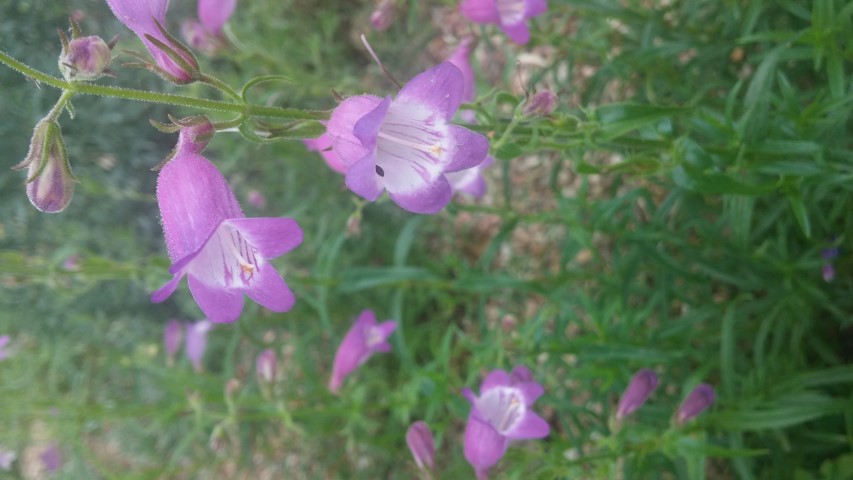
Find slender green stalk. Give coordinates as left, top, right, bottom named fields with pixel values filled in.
left=0, top=49, right=328, bottom=121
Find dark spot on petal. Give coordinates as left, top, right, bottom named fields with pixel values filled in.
left=375, top=165, right=385, bottom=177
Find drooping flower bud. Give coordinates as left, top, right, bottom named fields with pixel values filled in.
left=256, top=348, right=277, bottom=384
left=13, top=119, right=76, bottom=213
left=675, top=383, right=715, bottom=424
left=615, top=368, right=659, bottom=420
left=523, top=90, right=558, bottom=117
left=59, top=35, right=112, bottom=81
left=406, top=421, right=435, bottom=471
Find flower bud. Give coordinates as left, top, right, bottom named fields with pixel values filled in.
left=406, top=421, right=435, bottom=471
left=59, top=35, right=112, bottom=81
left=523, top=90, right=558, bottom=116
left=615, top=369, right=658, bottom=420
left=256, top=348, right=277, bottom=384
left=675, top=383, right=715, bottom=424
left=370, top=0, right=395, bottom=31
left=13, top=119, right=75, bottom=213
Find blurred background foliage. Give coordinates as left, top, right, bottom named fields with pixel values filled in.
left=1, top=0, right=851, bottom=478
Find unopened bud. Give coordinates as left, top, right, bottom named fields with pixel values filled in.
left=675, top=383, right=715, bottom=424
left=405, top=421, right=435, bottom=471
left=370, top=0, right=395, bottom=31
left=256, top=349, right=277, bottom=384
left=13, top=119, right=75, bottom=213
left=615, top=369, right=658, bottom=420
left=59, top=35, right=112, bottom=81
left=523, top=90, right=558, bottom=116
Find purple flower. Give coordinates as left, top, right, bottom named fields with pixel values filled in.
left=150, top=120, right=303, bottom=323
left=462, top=366, right=550, bottom=479
left=446, top=37, right=476, bottom=106
left=186, top=319, right=212, bottom=372
left=181, top=0, right=236, bottom=55
left=13, top=119, right=75, bottom=213
left=304, top=133, right=348, bottom=175
left=256, top=348, right=277, bottom=384
left=163, top=319, right=183, bottom=363
left=676, top=383, right=715, bottom=424
left=447, top=155, right=493, bottom=198
left=106, top=0, right=199, bottom=82
left=615, top=368, right=658, bottom=420
left=328, top=310, right=397, bottom=394
left=822, top=263, right=835, bottom=282
left=326, top=62, right=489, bottom=214
left=459, top=0, right=548, bottom=45
left=40, top=444, right=62, bottom=473
left=0, top=335, right=9, bottom=361
left=246, top=189, right=266, bottom=209
left=406, top=421, right=435, bottom=471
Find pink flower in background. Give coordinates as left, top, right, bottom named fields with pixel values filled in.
left=675, top=383, right=715, bottom=424
left=186, top=319, right=211, bottom=372
left=370, top=0, right=395, bottom=31
left=406, top=421, right=436, bottom=471
left=459, top=0, right=548, bottom=45
left=304, top=133, right=348, bottom=175
left=256, top=348, right=277, bottom=384
left=246, top=189, right=267, bottom=209
left=447, top=155, right=493, bottom=198
left=181, top=0, right=237, bottom=55
left=328, top=310, right=397, bottom=394
left=523, top=90, right=558, bottom=116
left=0, top=335, right=10, bottom=361
left=163, top=319, right=183, bottom=364
left=0, top=446, right=15, bottom=471
left=446, top=37, right=476, bottom=107
left=151, top=119, right=304, bottom=323
left=462, top=366, right=549, bottom=479
left=106, top=0, right=199, bottom=82
left=615, top=368, right=658, bottom=420
left=327, top=62, right=489, bottom=214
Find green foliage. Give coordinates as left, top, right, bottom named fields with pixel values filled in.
left=1, top=0, right=851, bottom=478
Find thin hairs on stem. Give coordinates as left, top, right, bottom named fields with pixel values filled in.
left=360, top=34, right=402, bottom=89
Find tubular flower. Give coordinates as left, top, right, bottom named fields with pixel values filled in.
left=13, top=119, right=75, bottom=213
left=256, top=348, right=277, bottom=384
left=328, top=310, right=397, bottom=394
left=615, top=368, right=659, bottom=420
left=181, top=0, right=236, bottom=55
left=327, top=62, right=489, bottom=214
left=459, top=0, right=548, bottom=45
left=106, top=0, right=199, bottom=82
left=163, top=319, right=183, bottom=364
left=151, top=119, right=303, bottom=323
left=447, top=155, right=493, bottom=198
left=462, top=366, right=550, bottom=479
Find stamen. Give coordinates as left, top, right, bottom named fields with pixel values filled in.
left=224, top=231, right=255, bottom=279
left=377, top=131, right=444, bottom=156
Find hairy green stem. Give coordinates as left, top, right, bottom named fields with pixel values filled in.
left=0, top=49, right=327, bottom=121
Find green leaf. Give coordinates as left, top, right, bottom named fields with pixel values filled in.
left=787, top=188, right=812, bottom=238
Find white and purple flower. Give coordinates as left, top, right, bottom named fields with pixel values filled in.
left=327, top=62, right=489, bottom=214
left=328, top=310, right=397, bottom=394
left=459, top=0, right=548, bottom=45
left=462, top=366, right=550, bottom=479
left=186, top=319, right=211, bottom=372
left=151, top=119, right=303, bottom=323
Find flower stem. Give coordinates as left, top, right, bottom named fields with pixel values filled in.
left=46, top=90, right=75, bottom=121
left=0, top=49, right=328, bottom=121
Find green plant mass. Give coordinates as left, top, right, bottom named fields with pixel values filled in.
left=0, top=0, right=851, bottom=478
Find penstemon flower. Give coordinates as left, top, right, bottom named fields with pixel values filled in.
left=256, top=348, right=277, bottom=384
left=459, top=0, right=548, bottom=45
left=328, top=310, right=397, bottom=394
left=615, top=368, right=658, bottom=420
left=675, top=383, right=715, bottom=424
left=304, top=133, right=348, bottom=175
left=0, top=335, right=10, bottom=361
left=447, top=155, right=493, bottom=198
left=462, top=366, right=550, bottom=479
left=185, top=319, right=211, bottom=372
left=163, top=319, right=183, bottom=364
left=406, top=421, right=436, bottom=472
left=181, top=0, right=237, bottom=55
left=326, top=62, right=489, bottom=214
left=150, top=118, right=303, bottom=323
left=106, top=0, right=199, bottom=82
left=13, top=119, right=75, bottom=213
